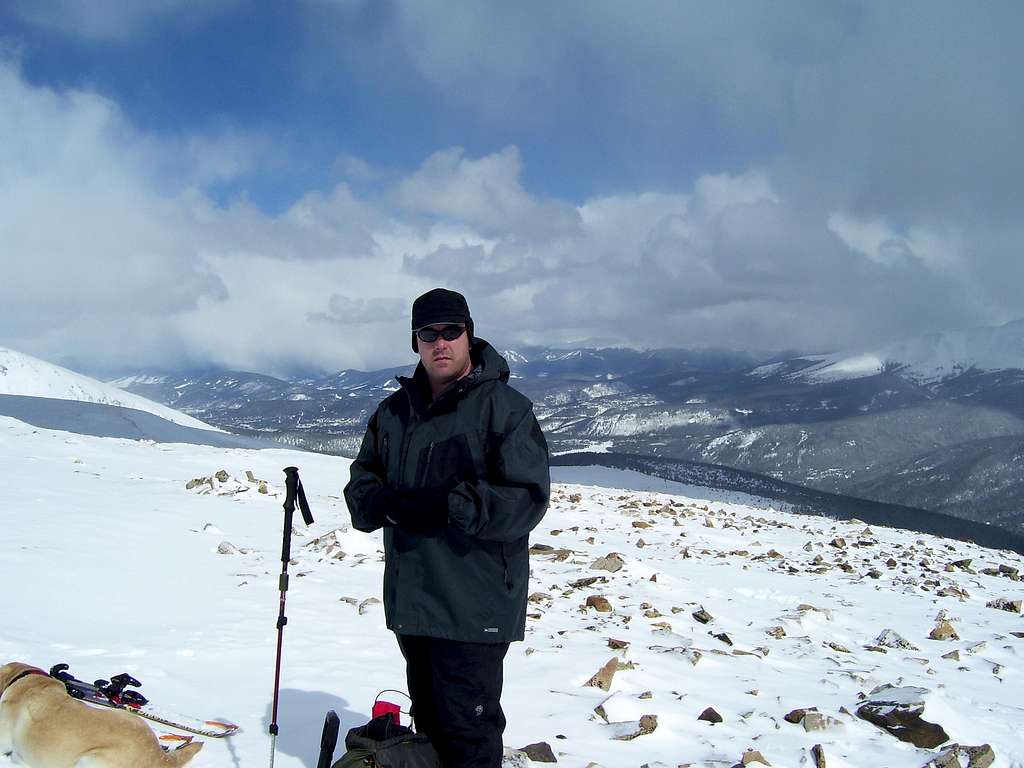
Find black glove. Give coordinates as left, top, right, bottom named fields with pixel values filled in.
left=365, top=486, right=401, bottom=530
left=386, top=487, right=451, bottom=532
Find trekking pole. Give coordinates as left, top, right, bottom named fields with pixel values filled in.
left=269, top=466, right=315, bottom=768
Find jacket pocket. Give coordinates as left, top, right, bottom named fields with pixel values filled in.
left=415, top=432, right=481, bottom=488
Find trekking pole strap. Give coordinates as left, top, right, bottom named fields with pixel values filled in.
left=283, top=466, right=314, bottom=526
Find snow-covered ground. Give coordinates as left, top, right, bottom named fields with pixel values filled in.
left=2, top=414, right=1023, bottom=767
left=0, top=347, right=216, bottom=431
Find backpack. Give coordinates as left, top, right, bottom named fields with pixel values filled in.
left=331, top=714, right=441, bottom=768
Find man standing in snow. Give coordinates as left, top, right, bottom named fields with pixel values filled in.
left=344, top=288, right=550, bottom=768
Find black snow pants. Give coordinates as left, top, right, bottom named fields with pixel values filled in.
left=396, top=634, right=510, bottom=768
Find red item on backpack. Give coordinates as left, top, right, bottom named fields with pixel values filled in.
left=372, top=699, right=401, bottom=726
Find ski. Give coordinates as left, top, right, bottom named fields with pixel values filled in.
left=50, top=663, right=240, bottom=739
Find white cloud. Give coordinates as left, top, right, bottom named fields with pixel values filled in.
left=694, top=170, right=779, bottom=217
left=395, top=146, right=581, bottom=241
left=0, top=57, right=1011, bottom=375
left=828, top=212, right=967, bottom=275
left=827, top=213, right=908, bottom=267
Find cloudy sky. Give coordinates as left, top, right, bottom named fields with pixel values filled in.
left=1, top=1, right=1022, bottom=376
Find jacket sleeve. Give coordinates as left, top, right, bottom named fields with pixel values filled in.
left=447, top=405, right=550, bottom=542
left=344, top=409, right=387, bottom=533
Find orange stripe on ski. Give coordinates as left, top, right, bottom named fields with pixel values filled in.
left=158, top=734, right=194, bottom=743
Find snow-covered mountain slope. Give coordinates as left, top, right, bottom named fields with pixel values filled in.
left=0, top=394, right=281, bottom=449
left=0, top=346, right=217, bottom=430
left=2, top=416, right=1022, bottom=768
left=796, top=318, right=1024, bottom=384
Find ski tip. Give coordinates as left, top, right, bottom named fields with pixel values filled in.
left=158, top=732, right=198, bottom=751
left=204, top=720, right=241, bottom=734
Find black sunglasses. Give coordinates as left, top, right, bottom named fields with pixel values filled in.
left=415, top=324, right=466, bottom=343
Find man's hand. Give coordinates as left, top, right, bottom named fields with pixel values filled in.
left=368, top=486, right=450, bottom=532
left=365, top=486, right=400, bottom=529
left=390, top=487, right=450, bottom=531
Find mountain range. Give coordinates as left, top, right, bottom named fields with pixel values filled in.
left=98, top=319, right=1024, bottom=535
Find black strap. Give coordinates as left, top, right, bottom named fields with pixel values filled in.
left=283, top=466, right=314, bottom=526
left=9, top=668, right=48, bottom=688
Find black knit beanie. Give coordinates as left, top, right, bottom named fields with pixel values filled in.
left=411, top=288, right=474, bottom=352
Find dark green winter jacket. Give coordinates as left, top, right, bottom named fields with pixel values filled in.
left=344, top=339, right=550, bottom=643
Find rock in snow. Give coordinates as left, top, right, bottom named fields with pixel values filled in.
left=856, top=685, right=949, bottom=748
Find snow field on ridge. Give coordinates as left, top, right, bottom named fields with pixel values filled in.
left=0, top=348, right=218, bottom=431
left=1, top=415, right=1023, bottom=767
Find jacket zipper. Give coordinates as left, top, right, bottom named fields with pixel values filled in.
left=421, top=442, right=434, bottom=487
left=501, top=547, right=512, bottom=591
left=398, top=417, right=416, bottom=487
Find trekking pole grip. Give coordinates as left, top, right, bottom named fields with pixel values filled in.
left=281, top=466, right=314, bottom=562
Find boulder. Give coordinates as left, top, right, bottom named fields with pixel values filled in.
left=518, top=742, right=557, bottom=763
left=929, top=620, right=959, bottom=641
left=803, top=712, right=842, bottom=732
left=692, top=608, right=714, bottom=624
left=923, top=743, right=995, bottom=768
left=998, top=564, right=1020, bottom=581
left=501, top=749, right=531, bottom=768
left=358, top=598, right=381, bottom=615
left=741, top=749, right=770, bottom=765
left=586, top=596, right=613, bottom=613
left=698, top=707, right=723, bottom=724
left=606, top=714, right=658, bottom=741
left=584, top=658, right=619, bottom=691
left=874, top=629, right=919, bottom=651
left=856, top=685, right=949, bottom=748
left=986, top=598, right=1022, bottom=613
left=591, top=553, right=625, bottom=573
left=186, top=476, right=213, bottom=491
left=784, top=707, right=816, bottom=724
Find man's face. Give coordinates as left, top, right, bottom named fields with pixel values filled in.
left=417, top=324, right=472, bottom=394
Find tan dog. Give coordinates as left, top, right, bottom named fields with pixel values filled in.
left=0, top=662, right=202, bottom=768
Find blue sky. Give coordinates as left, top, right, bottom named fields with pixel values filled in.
left=1, top=1, right=1022, bottom=375
left=3, top=2, right=770, bottom=209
